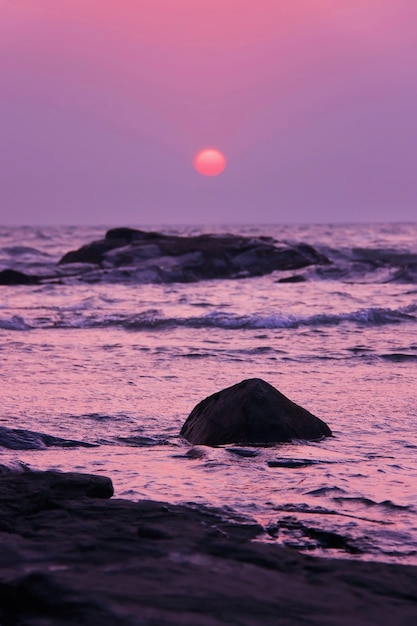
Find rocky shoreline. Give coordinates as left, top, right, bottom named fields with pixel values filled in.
left=1, top=467, right=416, bottom=625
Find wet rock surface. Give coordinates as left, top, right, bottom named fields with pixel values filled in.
left=0, top=468, right=416, bottom=625
left=181, top=378, right=332, bottom=446
left=0, top=425, right=97, bottom=450
left=0, top=268, right=40, bottom=285
left=58, top=227, right=331, bottom=283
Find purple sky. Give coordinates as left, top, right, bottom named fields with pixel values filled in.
left=1, top=0, right=416, bottom=225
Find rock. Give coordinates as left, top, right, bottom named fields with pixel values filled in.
left=59, top=239, right=121, bottom=265
left=0, top=269, right=40, bottom=285
left=267, top=459, right=317, bottom=468
left=180, top=378, right=332, bottom=445
left=0, top=469, right=416, bottom=625
left=0, top=468, right=114, bottom=504
left=0, top=425, right=97, bottom=450
left=58, top=228, right=331, bottom=283
left=276, top=275, right=306, bottom=283
left=105, top=227, right=165, bottom=242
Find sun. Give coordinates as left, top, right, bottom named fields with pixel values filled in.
left=194, top=148, right=226, bottom=176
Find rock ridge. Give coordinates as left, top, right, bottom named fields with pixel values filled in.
left=0, top=468, right=416, bottom=625
left=57, top=227, right=331, bottom=283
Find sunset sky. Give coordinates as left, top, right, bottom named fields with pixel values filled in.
left=1, top=0, right=416, bottom=225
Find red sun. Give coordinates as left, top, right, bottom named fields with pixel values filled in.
left=194, top=148, right=226, bottom=176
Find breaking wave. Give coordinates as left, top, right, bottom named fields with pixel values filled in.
left=67, top=304, right=417, bottom=330
left=2, top=304, right=416, bottom=332
left=0, top=315, right=31, bottom=330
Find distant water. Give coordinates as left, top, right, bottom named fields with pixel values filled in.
left=1, top=223, right=416, bottom=564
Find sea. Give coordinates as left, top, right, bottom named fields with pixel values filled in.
left=1, top=223, right=416, bottom=565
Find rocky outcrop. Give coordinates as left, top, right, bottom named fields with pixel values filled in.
left=180, top=378, right=332, bottom=445
left=0, top=468, right=416, bottom=625
left=58, top=227, right=330, bottom=283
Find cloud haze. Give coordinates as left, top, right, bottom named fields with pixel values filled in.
left=1, top=0, right=416, bottom=224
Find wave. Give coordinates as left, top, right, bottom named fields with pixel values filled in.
left=333, top=496, right=414, bottom=512
left=271, top=502, right=392, bottom=524
left=3, top=304, right=417, bottom=332
left=0, top=315, right=31, bottom=330
left=380, top=353, right=417, bottom=362
left=90, top=304, right=417, bottom=330
left=2, top=245, right=50, bottom=257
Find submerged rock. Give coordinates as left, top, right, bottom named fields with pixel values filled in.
left=180, top=378, right=332, bottom=445
left=276, top=274, right=307, bottom=283
left=0, top=425, right=96, bottom=450
left=0, top=269, right=40, bottom=285
left=58, top=227, right=330, bottom=283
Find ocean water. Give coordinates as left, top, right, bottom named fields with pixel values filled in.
left=1, top=223, right=416, bottom=564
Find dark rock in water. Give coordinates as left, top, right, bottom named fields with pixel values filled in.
left=59, top=239, right=122, bottom=265
left=267, top=459, right=317, bottom=468
left=0, top=269, right=40, bottom=285
left=269, top=518, right=362, bottom=554
left=276, top=275, right=306, bottom=283
left=58, top=228, right=330, bottom=283
left=105, top=227, right=165, bottom=242
left=0, top=425, right=96, bottom=450
left=180, top=378, right=332, bottom=446
left=227, top=447, right=260, bottom=458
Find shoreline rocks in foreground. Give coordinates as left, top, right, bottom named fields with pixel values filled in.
left=0, top=468, right=416, bottom=625
left=181, top=378, right=332, bottom=445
